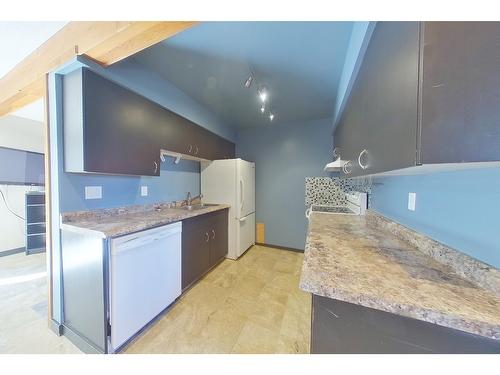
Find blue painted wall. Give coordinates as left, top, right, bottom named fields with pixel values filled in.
left=60, top=160, right=200, bottom=212
left=334, top=23, right=500, bottom=268
left=236, top=118, right=332, bottom=250
left=57, top=57, right=234, bottom=212
left=88, top=57, right=236, bottom=142
left=371, top=168, right=500, bottom=267
left=333, top=21, right=375, bottom=128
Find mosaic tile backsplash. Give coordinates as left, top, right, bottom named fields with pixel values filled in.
left=305, top=177, right=372, bottom=207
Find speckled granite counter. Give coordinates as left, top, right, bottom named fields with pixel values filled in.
left=61, top=203, right=230, bottom=238
left=299, top=211, right=500, bottom=340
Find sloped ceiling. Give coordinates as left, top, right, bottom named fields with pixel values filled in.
left=0, top=21, right=67, bottom=121
left=133, top=22, right=353, bottom=128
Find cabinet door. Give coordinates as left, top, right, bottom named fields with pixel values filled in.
left=157, top=109, right=235, bottom=161
left=218, top=137, right=236, bottom=159
left=196, top=127, right=221, bottom=161
left=83, top=69, right=160, bottom=176
left=311, top=295, right=500, bottom=354
left=352, top=22, right=420, bottom=177
left=181, top=223, right=210, bottom=290
left=202, top=131, right=235, bottom=160
left=157, top=110, right=200, bottom=157
left=183, top=124, right=235, bottom=161
left=334, top=74, right=367, bottom=178
left=420, top=22, right=500, bottom=164
left=209, top=209, right=228, bottom=267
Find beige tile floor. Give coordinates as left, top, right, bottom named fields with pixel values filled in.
left=0, top=245, right=310, bottom=354
left=0, top=252, right=80, bottom=353
left=124, top=245, right=311, bottom=354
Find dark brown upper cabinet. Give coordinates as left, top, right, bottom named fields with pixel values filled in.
left=155, top=105, right=235, bottom=161
left=63, top=67, right=235, bottom=176
left=64, top=68, right=161, bottom=176
left=334, top=22, right=500, bottom=178
left=420, top=22, right=500, bottom=164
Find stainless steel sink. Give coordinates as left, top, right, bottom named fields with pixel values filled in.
left=178, top=203, right=219, bottom=211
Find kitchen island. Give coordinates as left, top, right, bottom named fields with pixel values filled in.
left=300, top=211, right=500, bottom=353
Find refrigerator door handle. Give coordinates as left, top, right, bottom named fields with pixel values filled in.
left=240, top=179, right=244, bottom=213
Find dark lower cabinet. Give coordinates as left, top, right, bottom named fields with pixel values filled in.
left=311, top=295, right=500, bottom=354
left=208, top=210, right=229, bottom=268
left=182, top=209, right=228, bottom=290
left=181, top=221, right=211, bottom=290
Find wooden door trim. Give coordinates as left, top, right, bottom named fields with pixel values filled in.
left=43, top=73, right=53, bottom=325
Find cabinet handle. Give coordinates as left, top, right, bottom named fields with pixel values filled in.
left=342, top=161, right=352, bottom=175
left=212, top=229, right=215, bottom=239
left=188, top=144, right=193, bottom=153
left=358, top=149, right=369, bottom=170
left=194, top=145, right=199, bottom=155
left=205, top=232, right=210, bottom=242
left=153, top=161, right=158, bottom=173
left=333, top=147, right=340, bottom=159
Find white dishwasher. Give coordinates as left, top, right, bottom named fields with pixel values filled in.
left=109, top=221, right=182, bottom=352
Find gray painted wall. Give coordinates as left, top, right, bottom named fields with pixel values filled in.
left=236, top=118, right=332, bottom=250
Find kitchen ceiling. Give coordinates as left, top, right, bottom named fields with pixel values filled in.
left=133, top=21, right=353, bottom=128
left=0, top=21, right=67, bottom=121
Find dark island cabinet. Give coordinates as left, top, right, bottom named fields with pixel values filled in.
left=182, top=209, right=228, bottom=291
left=311, top=295, right=500, bottom=354
left=334, top=22, right=500, bottom=178
left=63, top=67, right=235, bottom=176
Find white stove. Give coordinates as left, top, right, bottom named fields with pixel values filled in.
left=306, top=192, right=367, bottom=219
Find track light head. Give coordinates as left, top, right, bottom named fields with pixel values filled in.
left=258, top=86, right=268, bottom=102
left=244, top=75, right=253, bottom=88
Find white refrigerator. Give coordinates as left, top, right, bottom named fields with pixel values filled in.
left=201, top=158, right=255, bottom=260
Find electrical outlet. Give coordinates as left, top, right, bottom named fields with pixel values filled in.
left=408, top=192, right=416, bottom=211
left=85, top=186, right=102, bottom=200
left=141, top=186, right=148, bottom=197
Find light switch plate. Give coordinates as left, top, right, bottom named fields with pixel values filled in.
left=141, top=185, right=148, bottom=197
left=408, top=192, right=416, bottom=211
left=85, top=186, right=102, bottom=200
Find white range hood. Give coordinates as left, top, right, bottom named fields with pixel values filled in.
left=324, top=157, right=346, bottom=172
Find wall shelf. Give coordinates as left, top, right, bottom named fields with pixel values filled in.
left=25, top=192, right=46, bottom=255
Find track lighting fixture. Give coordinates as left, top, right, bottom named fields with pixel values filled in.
left=258, top=86, right=268, bottom=102
left=243, top=71, right=275, bottom=121
left=244, top=75, right=253, bottom=88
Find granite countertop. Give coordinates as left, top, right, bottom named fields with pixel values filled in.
left=299, top=211, right=500, bottom=340
left=61, top=203, right=230, bottom=238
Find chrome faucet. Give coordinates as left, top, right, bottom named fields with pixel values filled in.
left=186, top=192, right=192, bottom=206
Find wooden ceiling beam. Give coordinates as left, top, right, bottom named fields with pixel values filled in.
left=0, top=21, right=197, bottom=117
